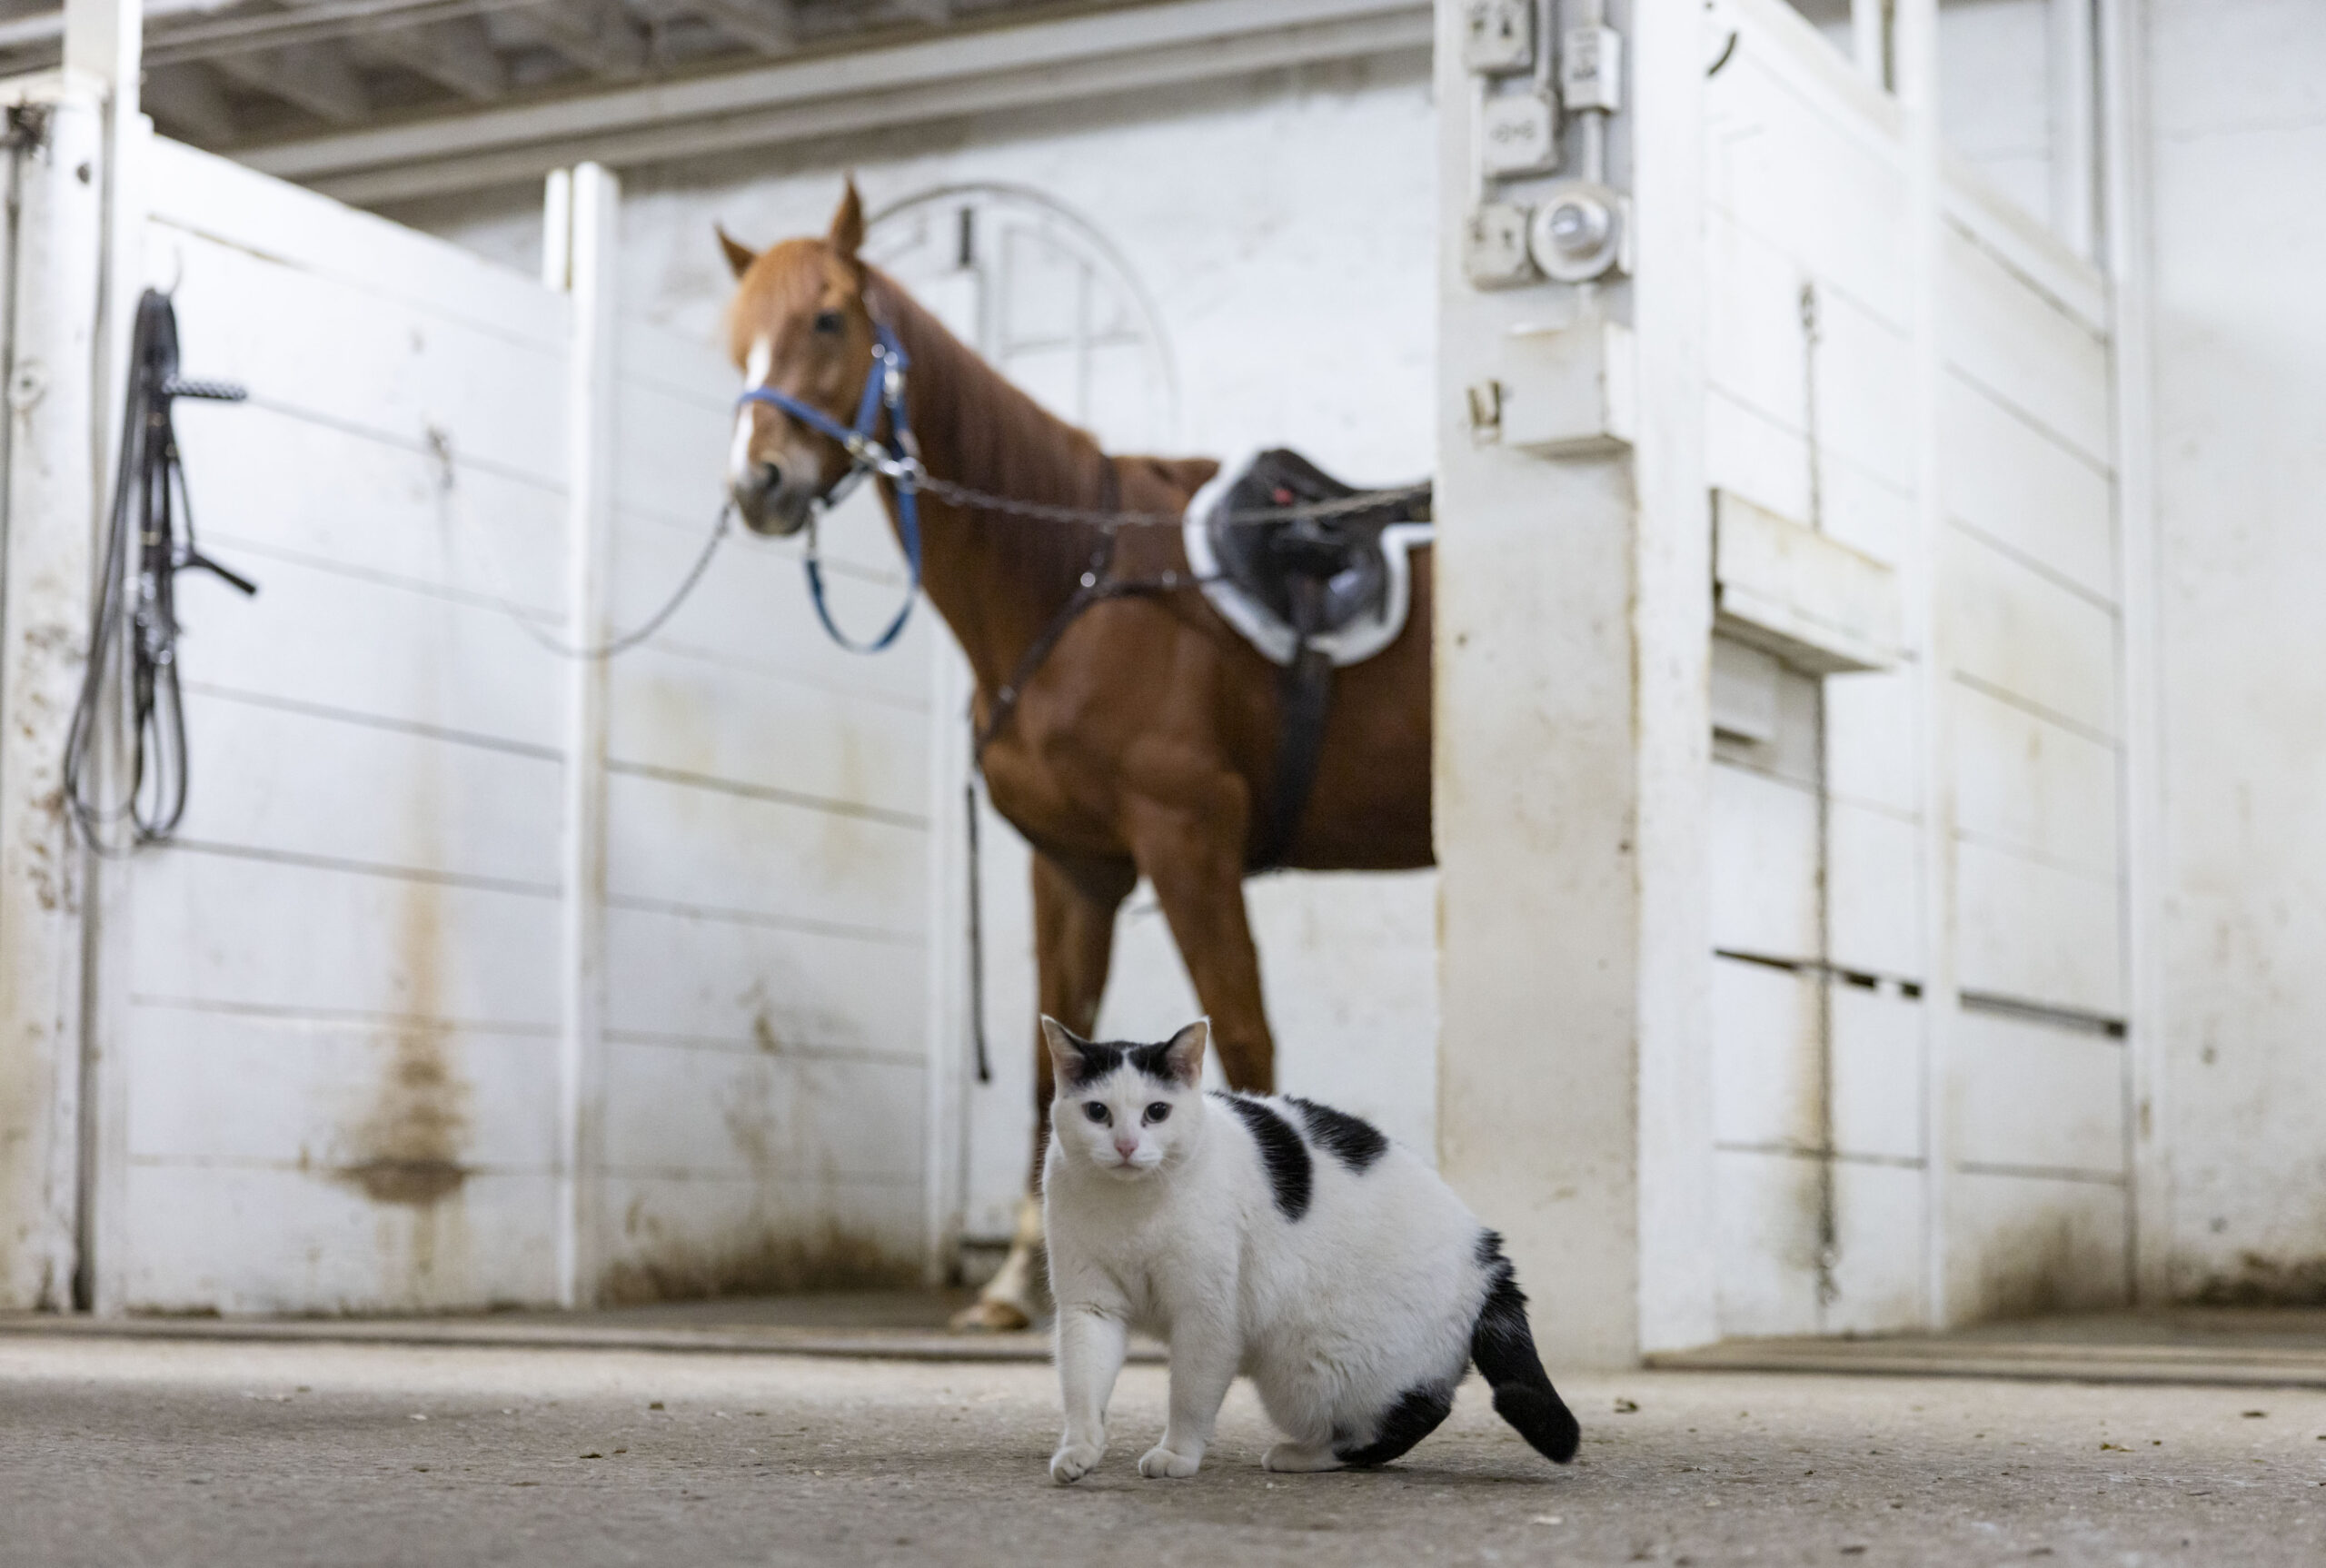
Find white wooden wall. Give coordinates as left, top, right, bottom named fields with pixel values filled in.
left=1936, top=155, right=2128, bottom=1321
left=591, top=316, right=939, bottom=1301
left=1703, top=0, right=2126, bottom=1336
left=76, top=141, right=936, bottom=1313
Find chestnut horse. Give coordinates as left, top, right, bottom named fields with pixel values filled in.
left=720, top=184, right=1432, bottom=1330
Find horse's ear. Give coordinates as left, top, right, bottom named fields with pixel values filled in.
left=830, top=177, right=866, bottom=263
left=715, top=224, right=757, bottom=280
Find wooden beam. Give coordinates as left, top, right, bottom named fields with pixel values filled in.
left=492, top=0, right=647, bottom=81
left=214, top=40, right=372, bottom=124
left=362, top=15, right=509, bottom=102
left=244, top=0, right=1430, bottom=200
left=139, top=61, right=241, bottom=140
left=692, top=0, right=799, bottom=57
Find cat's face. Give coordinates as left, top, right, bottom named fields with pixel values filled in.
left=1043, top=1018, right=1209, bottom=1180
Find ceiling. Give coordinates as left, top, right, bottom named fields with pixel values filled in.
left=0, top=0, right=1148, bottom=148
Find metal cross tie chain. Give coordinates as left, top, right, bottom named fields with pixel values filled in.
left=737, top=330, right=1430, bottom=653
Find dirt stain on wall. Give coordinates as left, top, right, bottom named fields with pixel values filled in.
left=2190, top=1251, right=2326, bottom=1306
left=596, top=1047, right=916, bottom=1305
left=598, top=1221, right=912, bottom=1306
left=1963, top=1211, right=2128, bottom=1323
left=325, top=867, right=474, bottom=1304
left=338, top=1026, right=472, bottom=1206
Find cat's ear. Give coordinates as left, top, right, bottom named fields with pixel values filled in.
left=1040, top=1016, right=1089, bottom=1086
left=1162, top=1018, right=1209, bottom=1086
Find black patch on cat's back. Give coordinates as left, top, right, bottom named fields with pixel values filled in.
left=1215, top=1094, right=1312, bottom=1220
left=1286, top=1096, right=1388, bottom=1172
left=1335, top=1383, right=1456, bottom=1468
left=1063, top=1038, right=1180, bottom=1087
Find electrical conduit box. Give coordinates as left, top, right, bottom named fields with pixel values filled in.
left=1491, top=315, right=1636, bottom=456
left=1711, top=490, right=1901, bottom=675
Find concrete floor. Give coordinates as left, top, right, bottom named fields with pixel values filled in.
left=5, top=1334, right=2324, bottom=1566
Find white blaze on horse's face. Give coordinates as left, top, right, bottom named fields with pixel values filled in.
left=729, top=332, right=826, bottom=537
left=728, top=334, right=772, bottom=486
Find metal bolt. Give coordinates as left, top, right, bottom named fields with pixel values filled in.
left=1546, top=197, right=1608, bottom=255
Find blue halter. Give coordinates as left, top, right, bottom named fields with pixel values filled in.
left=736, top=322, right=922, bottom=653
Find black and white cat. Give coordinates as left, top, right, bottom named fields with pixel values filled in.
left=1039, top=1017, right=1580, bottom=1483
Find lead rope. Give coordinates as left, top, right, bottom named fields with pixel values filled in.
left=509, top=501, right=734, bottom=661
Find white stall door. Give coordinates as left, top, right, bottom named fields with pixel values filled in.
left=1704, top=0, right=2128, bottom=1336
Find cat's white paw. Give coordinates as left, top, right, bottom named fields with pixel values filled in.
left=1137, top=1444, right=1202, bottom=1479
left=1262, top=1441, right=1346, bottom=1474
left=1049, top=1437, right=1105, bottom=1484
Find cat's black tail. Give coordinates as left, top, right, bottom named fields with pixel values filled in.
left=1469, top=1231, right=1581, bottom=1464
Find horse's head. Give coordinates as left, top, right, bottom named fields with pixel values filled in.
left=718, top=181, right=880, bottom=536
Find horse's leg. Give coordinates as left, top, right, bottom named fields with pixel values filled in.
left=952, top=849, right=1134, bottom=1333
left=1123, top=788, right=1275, bottom=1094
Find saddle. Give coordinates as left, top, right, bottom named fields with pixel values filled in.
left=1181, top=449, right=1433, bottom=869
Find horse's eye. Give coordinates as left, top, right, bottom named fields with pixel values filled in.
left=811, top=309, right=844, bottom=334
left=1144, top=1103, right=1171, bottom=1125
left=1082, top=1102, right=1110, bottom=1125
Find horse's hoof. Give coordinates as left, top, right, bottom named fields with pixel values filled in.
left=949, top=1297, right=1032, bottom=1334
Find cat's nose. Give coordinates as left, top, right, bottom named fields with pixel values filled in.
left=1113, top=1136, right=1138, bottom=1159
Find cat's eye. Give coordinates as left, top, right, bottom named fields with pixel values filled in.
left=1081, top=1102, right=1110, bottom=1125
left=1143, top=1103, right=1171, bottom=1125
left=811, top=308, right=844, bottom=334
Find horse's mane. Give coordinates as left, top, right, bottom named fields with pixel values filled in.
left=867, top=269, right=1121, bottom=609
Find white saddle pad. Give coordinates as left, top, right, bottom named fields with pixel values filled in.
left=1179, top=457, right=1433, bottom=670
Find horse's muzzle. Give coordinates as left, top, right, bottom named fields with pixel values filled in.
left=731, top=461, right=816, bottom=537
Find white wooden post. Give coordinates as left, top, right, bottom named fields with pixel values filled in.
left=0, top=77, right=104, bottom=1310
left=1890, top=0, right=1959, bottom=1330
left=2048, top=0, right=2097, bottom=260
left=1850, top=0, right=1888, bottom=86
left=920, top=648, right=969, bottom=1286
left=1431, top=0, right=1715, bottom=1368
left=2097, top=0, right=2168, bottom=1306
left=552, top=164, right=617, bottom=1309
left=0, top=0, right=140, bottom=1312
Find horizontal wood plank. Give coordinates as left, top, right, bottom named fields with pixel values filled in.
left=155, top=228, right=567, bottom=487
left=149, top=136, right=567, bottom=349
left=174, top=551, right=569, bottom=752
left=125, top=849, right=562, bottom=1028
left=599, top=1043, right=922, bottom=1183
left=1953, top=680, right=2122, bottom=878
left=1952, top=1008, right=2127, bottom=1177
left=602, top=769, right=929, bottom=938
left=1954, top=839, right=2125, bottom=1018
left=1947, top=527, right=2122, bottom=739
left=601, top=902, right=926, bottom=1061
left=1940, top=372, right=2115, bottom=602
left=174, top=689, right=563, bottom=888
left=123, top=1005, right=558, bottom=1171
left=119, top=1165, right=559, bottom=1313
left=1943, top=226, right=2112, bottom=466
left=174, top=397, right=566, bottom=614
